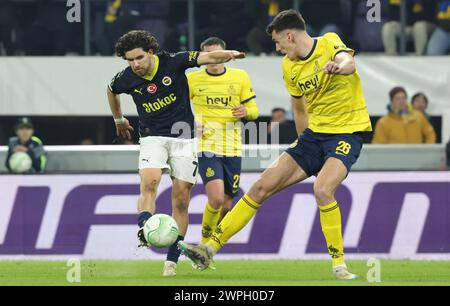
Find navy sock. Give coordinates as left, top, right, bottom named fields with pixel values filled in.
left=166, top=235, right=184, bottom=263
left=138, top=211, right=152, bottom=228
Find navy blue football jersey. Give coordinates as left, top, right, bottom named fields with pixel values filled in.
left=109, top=51, right=200, bottom=138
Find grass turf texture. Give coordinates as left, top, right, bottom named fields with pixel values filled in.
left=0, top=260, right=449, bottom=286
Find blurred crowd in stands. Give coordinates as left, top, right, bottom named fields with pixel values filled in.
left=0, top=0, right=449, bottom=56
left=372, top=87, right=436, bottom=144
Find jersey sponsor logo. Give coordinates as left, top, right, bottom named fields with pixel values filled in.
left=206, top=167, right=215, bottom=178
left=162, top=76, right=172, bottom=86
left=206, top=96, right=231, bottom=107
left=142, top=93, right=177, bottom=113
left=298, top=75, right=320, bottom=92
left=147, top=83, right=157, bottom=94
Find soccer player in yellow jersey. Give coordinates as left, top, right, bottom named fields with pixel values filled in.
left=188, top=37, right=259, bottom=244
left=179, top=10, right=372, bottom=280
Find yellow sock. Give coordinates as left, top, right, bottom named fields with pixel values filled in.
left=201, top=202, right=222, bottom=244
left=207, top=194, right=261, bottom=253
left=319, top=201, right=345, bottom=267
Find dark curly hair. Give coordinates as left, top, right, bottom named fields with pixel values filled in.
left=115, top=30, right=160, bottom=59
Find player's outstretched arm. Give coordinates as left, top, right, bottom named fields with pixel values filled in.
left=107, top=87, right=134, bottom=140
left=324, top=52, right=356, bottom=75
left=197, top=50, right=245, bottom=66
left=291, top=95, right=308, bottom=136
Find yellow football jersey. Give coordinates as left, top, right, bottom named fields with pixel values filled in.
left=188, top=68, right=258, bottom=156
left=282, top=32, right=372, bottom=134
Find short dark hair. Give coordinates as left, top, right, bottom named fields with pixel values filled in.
left=115, top=30, right=160, bottom=59
left=411, top=92, right=428, bottom=105
left=200, top=37, right=226, bottom=50
left=266, top=9, right=306, bottom=35
left=271, top=107, right=286, bottom=114
left=389, top=86, right=407, bottom=101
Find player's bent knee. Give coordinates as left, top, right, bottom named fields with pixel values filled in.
left=248, top=179, right=271, bottom=203
left=313, top=184, right=334, bottom=205
left=141, top=179, right=159, bottom=194
left=209, top=196, right=225, bottom=209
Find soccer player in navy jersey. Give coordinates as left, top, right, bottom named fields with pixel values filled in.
left=107, top=30, right=245, bottom=276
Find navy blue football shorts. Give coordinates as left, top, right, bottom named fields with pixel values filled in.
left=286, top=128, right=363, bottom=177
left=198, top=152, right=242, bottom=197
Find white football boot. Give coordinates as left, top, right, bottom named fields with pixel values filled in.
left=162, top=261, right=177, bottom=277
left=333, top=264, right=359, bottom=280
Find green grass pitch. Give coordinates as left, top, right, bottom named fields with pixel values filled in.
left=0, top=260, right=449, bottom=286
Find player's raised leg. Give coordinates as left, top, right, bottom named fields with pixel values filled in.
left=137, top=168, right=162, bottom=246
left=314, top=157, right=357, bottom=280
left=179, top=152, right=308, bottom=269
left=210, top=153, right=308, bottom=250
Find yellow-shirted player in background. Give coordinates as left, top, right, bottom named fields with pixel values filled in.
left=180, top=10, right=372, bottom=280
left=188, top=37, right=259, bottom=244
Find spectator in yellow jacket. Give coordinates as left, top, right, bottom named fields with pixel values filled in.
left=372, top=86, right=436, bottom=144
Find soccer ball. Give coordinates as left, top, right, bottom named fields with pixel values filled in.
left=9, top=152, right=32, bottom=173
left=143, top=214, right=179, bottom=248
